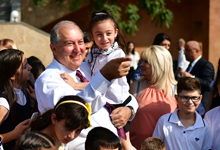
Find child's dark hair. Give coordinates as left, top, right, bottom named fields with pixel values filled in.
left=213, top=58, right=220, bottom=98
left=85, top=127, right=120, bottom=150
left=0, top=49, right=24, bottom=123
left=126, top=41, right=135, bottom=55
left=30, top=62, right=45, bottom=80
left=30, top=95, right=89, bottom=131
left=141, top=137, right=165, bottom=150
left=83, top=31, right=93, bottom=43
left=153, top=33, right=171, bottom=45
left=177, top=77, right=201, bottom=94
left=16, top=131, right=56, bottom=150
left=0, top=49, right=23, bottom=106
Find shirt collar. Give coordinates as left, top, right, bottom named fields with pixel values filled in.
left=191, top=55, right=202, bottom=68
left=169, top=108, right=205, bottom=129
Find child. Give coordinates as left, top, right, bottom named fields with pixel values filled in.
left=30, top=95, right=91, bottom=149
left=204, top=75, right=220, bottom=150
left=140, top=137, right=165, bottom=150
left=153, top=77, right=212, bottom=150
left=0, top=49, right=35, bottom=150
left=16, top=131, right=56, bottom=150
left=60, top=10, right=136, bottom=150
left=85, top=127, right=120, bottom=150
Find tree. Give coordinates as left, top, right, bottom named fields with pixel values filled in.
left=33, top=0, right=180, bottom=36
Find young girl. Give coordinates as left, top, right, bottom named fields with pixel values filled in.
left=30, top=95, right=91, bottom=149
left=61, top=10, right=136, bottom=150
left=16, top=131, right=56, bottom=150
left=0, top=49, right=35, bottom=150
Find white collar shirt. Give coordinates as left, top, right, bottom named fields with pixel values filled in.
left=35, top=58, right=111, bottom=114
left=188, top=55, right=202, bottom=73
left=153, top=109, right=212, bottom=150
left=204, top=106, right=220, bottom=150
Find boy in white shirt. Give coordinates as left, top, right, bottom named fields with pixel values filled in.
left=153, top=77, right=212, bottom=150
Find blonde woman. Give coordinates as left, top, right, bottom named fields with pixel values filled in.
left=129, top=45, right=177, bottom=150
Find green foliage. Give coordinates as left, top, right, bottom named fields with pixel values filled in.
left=33, top=0, right=181, bottom=35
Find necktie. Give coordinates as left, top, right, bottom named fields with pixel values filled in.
left=105, top=102, right=126, bottom=140
left=186, top=63, right=192, bottom=72
left=76, top=70, right=89, bottom=82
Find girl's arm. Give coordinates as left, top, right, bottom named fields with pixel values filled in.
left=0, top=119, right=30, bottom=144
left=60, top=72, right=89, bottom=91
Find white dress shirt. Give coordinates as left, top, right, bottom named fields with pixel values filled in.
left=35, top=58, right=138, bottom=150
left=205, top=106, right=220, bottom=150
left=87, top=48, right=131, bottom=104
left=127, top=51, right=140, bottom=70
left=177, top=49, right=189, bottom=77
left=35, top=58, right=111, bottom=114
left=187, top=55, right=202, bottom=73
left=153, top=109, right=212, bottom=150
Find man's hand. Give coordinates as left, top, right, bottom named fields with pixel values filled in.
left=180, top=71, right=192, bottom=77
left=100, top=57, right=132, bottom=81
left=110, top=107, right=131, bottom=129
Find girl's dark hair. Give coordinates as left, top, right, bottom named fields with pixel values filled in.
left=0, top=49, right=24, bottom=123
left=30, top=95, right=89, bottom=131
left=89, top=10, right=125, bottom=63
left=16, top=131, right=56, bottom=150
left=126, top=41, right=135, bottom=55
left=153, top=33, right=171, bottom=45
left=0, top=49, right=23, bottom=106
left=30, top=62, right=45, bottom=80
left=85, top=127, right=120, bottom=150
left=213, top=58, right=220, bottom=98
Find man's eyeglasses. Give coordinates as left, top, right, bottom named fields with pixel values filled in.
left=178, top=95, right=201, bottom=103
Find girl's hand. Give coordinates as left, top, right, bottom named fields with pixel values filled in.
left=60, top=72, right=77, bottom=88
left=26, top=82, right=36, bottom=101
left=60, top=72, right=89, bottom=90
left=13, top=119, right=31, bottom=138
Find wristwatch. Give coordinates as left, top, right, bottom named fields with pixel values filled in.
left=127, top=106, right=135, bottom=116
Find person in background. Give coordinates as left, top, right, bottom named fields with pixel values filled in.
left=16, top=131, right=56, bottom=150
left=85, top=127, right=120, bottom=150
left=83, top=31, right=93, bottom=60
left=206, top=58, right=220, bottom=112
left=180, top=40, right=215, bottom=115
left=205, top=73, right=220, bottom=149
left=0, top=38, right=17, bottom=50
left=140, top=137, right=166, bottom=150
left=129, top=45, right=177, bottom=150
left=132, top=33, right=171, bottom=81
left=126, top=41, right=140, bottom=85
left=174, top=38, right=189, bottom=79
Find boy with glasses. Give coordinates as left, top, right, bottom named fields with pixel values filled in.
left=153, top=77, right=212, bottom=150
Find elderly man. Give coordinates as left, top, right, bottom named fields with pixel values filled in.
left=180, top=41, right=214, bottom=115
left=35, top=20, right=138, bottom=149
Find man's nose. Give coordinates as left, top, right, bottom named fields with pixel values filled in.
left=73, top=43, right=80, bottom=52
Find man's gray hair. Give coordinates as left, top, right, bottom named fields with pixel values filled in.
left=50, top=20, right=83, bottom=45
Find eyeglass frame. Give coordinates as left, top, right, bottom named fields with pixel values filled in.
left=178, top=95, right=201, bottom=103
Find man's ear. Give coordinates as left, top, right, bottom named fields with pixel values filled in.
left=51, top=113, right=57, bottom=125
left=50, top=44, right=57, bottom=55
